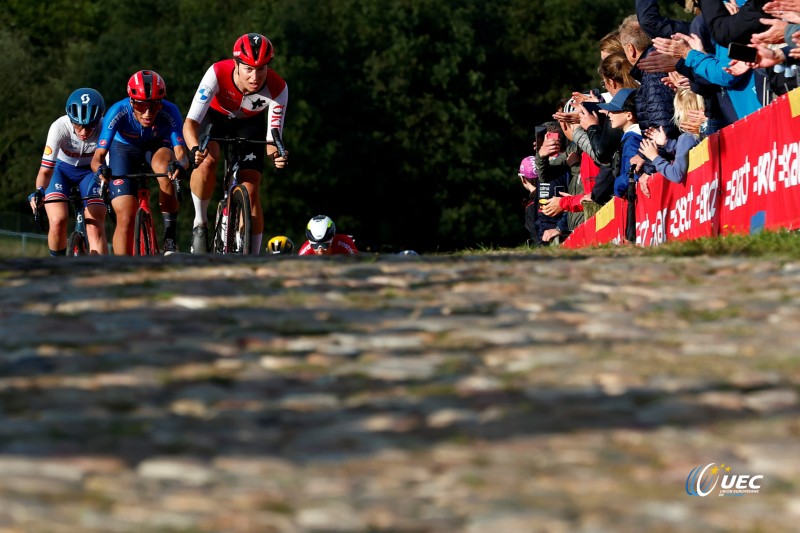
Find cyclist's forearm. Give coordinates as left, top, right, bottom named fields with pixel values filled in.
left=91, top=149, right=108, bottom=174
left=183, top=119, right=201, bottom=149
left=35, top=167, right=54, bottom=190
left=173, top=144, right=190, bottom=169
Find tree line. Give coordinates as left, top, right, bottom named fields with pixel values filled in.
left=0, top=0, right=690, bottom=252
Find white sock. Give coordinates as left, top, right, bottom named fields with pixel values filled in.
left=192, top=192, right=210, bottom=227
left=251, top=233, right=262, bottom=255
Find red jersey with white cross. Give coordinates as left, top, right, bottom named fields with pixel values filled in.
left=298, top=234, right=359, bottom=256
left=186, top=59, right=287, bottom=141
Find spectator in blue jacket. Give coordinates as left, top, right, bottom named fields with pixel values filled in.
left=619, top=15, right=678, bottom=139
left=597, top=88, right=645, bottom=198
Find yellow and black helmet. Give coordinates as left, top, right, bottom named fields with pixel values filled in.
left=267, top=235, right=294, bottom=254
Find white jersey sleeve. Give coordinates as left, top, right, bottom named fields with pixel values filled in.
left=186, top=65, right=220, bottom=124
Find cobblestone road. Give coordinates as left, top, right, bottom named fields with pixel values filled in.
left=0, top=253, right=798, bottom=532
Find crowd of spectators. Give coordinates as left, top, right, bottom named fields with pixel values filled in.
left=516, top=0, right=800, bottom=246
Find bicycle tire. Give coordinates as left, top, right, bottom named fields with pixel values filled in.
left=211, top=201, right=225, bottom=254
left=67, top=231, right=88, bottom=256
left=133, top=209, right=155, bottom=256
left=226, top=185, right=251, bottom=255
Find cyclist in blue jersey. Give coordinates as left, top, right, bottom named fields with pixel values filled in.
left=91, top=70, right=190, bottom=255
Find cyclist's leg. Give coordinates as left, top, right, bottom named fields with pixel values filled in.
left=42, top=165, right=70, bottom=254
left=190, top=113, right=223, bottom=229
left=77, top=167, right=107, bottom=255
left=238, top=169, right=264, bottom=254
left=107, top=143, right=142, bottom=255
left=150, top=146, right=180, bottom=251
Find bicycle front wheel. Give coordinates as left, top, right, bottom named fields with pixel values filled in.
left=67, top=231, right=87, bottom=256
left=226, top=185, right=251, bottom=255
left=133, top=209, right=156, bottom=255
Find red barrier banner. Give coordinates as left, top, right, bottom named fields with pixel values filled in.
left=635, top=134, right=721, bottom=246
left=718, top=90, right=800, bottom=235
left=562, top=197, right=626, bottom=248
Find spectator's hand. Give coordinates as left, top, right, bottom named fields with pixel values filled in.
left=630, top=154, right=646, bottom=173
left=724, top=59, right=752, bottom=76
left=680, top=110, right=705, bottom=135
left=724, top=0, right=740, bottom=15
left=552, top=111, right=580, bottom=124
left=653, top=36, right=691, bottom=59
left=751, top=18, right=788, bottom=45
left=747, top=43, right=786, bottom=68
left=637, top=51, right=678, bottom=73
left=672, top=32, right=705, bottom=53
left=764, top=0, right=800, bottom=19
left=541, top=196, right=565, bottom=217
left=662, top=71, right=691, bottom=92
left=639, top=174, right=652, bottom=199
left=573, top=90, right=600, bottom=103
left=520, top=175, right=536, bottom=194
left=566, top=151, right=581, bottom=167
left=639, top=138, right=660, bottom=161
left=644, top=125, right=668, bottom=146
left=542, top=228, right=562, bottom=243
left=578, top=103, right=601, bottom=129
left=538, top=137, right=560, bottom=158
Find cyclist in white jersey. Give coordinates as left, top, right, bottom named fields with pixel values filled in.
left=183, top=32, right=289, bottom=254
left=28, top=88, right=108, bottom=255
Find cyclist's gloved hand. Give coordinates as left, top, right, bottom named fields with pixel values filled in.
left=190, top=145, right=208, bottom=169
left=94, top=164, right=111, bottom=183
left=168, top=161, right=187, bottom=181
left=28, top=187, right=44, bottom=207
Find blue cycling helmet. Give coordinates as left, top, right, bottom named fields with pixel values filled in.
left=66, top=88, right=105, bottom=126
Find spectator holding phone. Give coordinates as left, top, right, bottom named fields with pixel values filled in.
left=533, top=121, right=571, bottom=245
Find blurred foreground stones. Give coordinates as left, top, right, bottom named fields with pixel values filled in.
left=0, top=253, right=798, bottom=532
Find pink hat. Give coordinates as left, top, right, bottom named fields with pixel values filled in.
left=518, top=156, right=537, bottom=181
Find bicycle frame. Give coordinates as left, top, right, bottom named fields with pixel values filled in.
left=207, top=137, right=266, bottom=254
left=197, top=124, right=285, bottom=255
left=120, top=173, right=168, bottom=256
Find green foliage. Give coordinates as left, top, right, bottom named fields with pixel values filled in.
left=0, top=0, right=662, bottom=253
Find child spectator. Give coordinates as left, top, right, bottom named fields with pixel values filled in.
left=596, top=88, right=643, bottom=198
left=639, top=88, right=704, bottom=185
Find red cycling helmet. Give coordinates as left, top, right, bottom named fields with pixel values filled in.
left=127, top=70, right=167, bottom=101
left=232, top=33, right=274, bottom=67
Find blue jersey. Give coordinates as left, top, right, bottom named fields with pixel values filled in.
left=98, top=99, right=185, bottom=151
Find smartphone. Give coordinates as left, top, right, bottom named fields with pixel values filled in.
left=534, top=125, right=547, bottom=148
left=728, top=42, right=757, bottom=63
left=582, top=101, right=602, bottom=115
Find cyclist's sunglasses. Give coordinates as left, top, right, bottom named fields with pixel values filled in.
left=131, top=99, right=163, bottom=113
left=311, top=241, right=332, bottom=251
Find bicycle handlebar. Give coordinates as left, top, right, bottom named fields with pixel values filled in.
left=271, top=128, right=287, bottom=159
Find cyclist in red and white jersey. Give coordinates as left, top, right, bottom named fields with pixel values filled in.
left=183, top=32, right=289, bottom=254
left=298, top=215, right=359, bottom=256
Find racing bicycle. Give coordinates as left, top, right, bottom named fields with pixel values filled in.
left=34, top=185, right=99, bottom=256
left=106, top=168, right=183, bottom=255
left=197, top=125, right=286, bottom=255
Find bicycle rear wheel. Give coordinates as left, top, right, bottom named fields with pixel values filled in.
left=226, top=185, right=251, bottom=255
left=133, top=209, right=156, bottom=255
left=67, top=231, right=87, bottom=256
